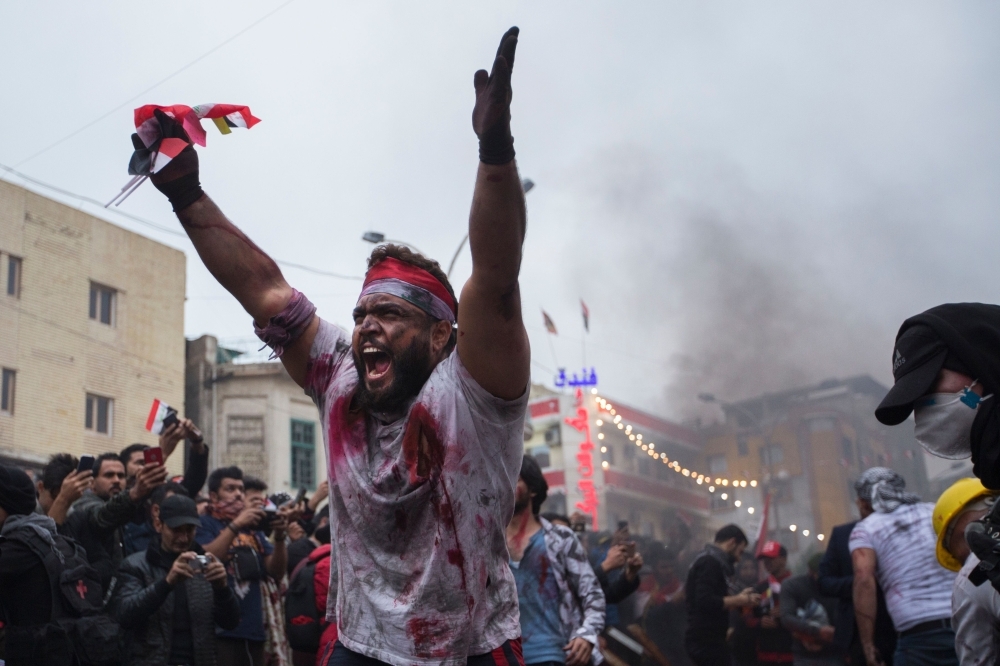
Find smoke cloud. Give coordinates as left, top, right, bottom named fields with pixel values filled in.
left=566, top=145, right=895, bottom=421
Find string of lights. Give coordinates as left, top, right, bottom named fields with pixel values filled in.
left=591, top=391, right=825, bottom=542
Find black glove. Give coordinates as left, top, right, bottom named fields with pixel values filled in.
left=130, top=109, right=204, bottom=213
left=472, top=27, right=518, bottom=165
left=965, top=506, right=1000, bottom=589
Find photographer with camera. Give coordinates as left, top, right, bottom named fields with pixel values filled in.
left=196, top=466, right=293, bottom=666
left=114, top=493, right=240, bottom=666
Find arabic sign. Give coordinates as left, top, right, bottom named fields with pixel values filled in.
left=564, top=387, right=600, bottom=530
left=555, top=367, right=598, bottom=388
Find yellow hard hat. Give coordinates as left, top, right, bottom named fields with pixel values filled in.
left=933, top=477, right=994, bottom=572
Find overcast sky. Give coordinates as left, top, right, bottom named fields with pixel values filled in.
left=3, top=2, right=999, bottom=421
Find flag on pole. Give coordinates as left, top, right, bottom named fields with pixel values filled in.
left=581, top=300, right=590, bottom=332
left=542, top=310, right=558, bottom=335
left=754, top=490, right=772, bottom=557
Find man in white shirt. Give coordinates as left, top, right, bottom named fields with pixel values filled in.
left=850, top=467, right=957, bottom=666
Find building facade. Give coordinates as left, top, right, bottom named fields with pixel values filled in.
left=0, top=180, right=186, bottom=472
left=527, top=384, right=712, bottom=542
left=699, top=375, right=929, bottom=556
left=186, top=335, right=325, bottom=495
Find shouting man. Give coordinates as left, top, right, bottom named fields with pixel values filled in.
left=139, top=28, right=530, bottom=666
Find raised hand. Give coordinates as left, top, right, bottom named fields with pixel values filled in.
left=472, top=27, right=519, bottom=165
left=147, top=109, right=203, bottom=212
left=130, top=462, right=168, bottom=501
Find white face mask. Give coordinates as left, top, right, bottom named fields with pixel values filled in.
left=914, top=381, right=992, bottom=459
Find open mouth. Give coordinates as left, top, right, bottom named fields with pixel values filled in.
left=362, top=346, right=392, bottom=380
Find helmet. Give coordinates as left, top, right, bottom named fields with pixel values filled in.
left=932, top=477, right=994, bottom=571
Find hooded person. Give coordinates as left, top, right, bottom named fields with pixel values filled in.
left=874, top=304, right=1000, bottom=592
left=0, top=465, right=121, bottom=666
left=875, top=303, right=1000, bottom=483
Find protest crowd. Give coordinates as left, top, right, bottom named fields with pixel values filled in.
left=6, top=25, right=1000, bottom=666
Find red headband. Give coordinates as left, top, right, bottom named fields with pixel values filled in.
left=362, top=258, right=458, bottom=317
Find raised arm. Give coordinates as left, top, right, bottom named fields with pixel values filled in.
left=148, top=116, right=318, bottom=385
left=457, top=27, right=530, bottom=400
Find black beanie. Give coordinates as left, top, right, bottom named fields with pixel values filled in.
left=0, top=465, right=38, bottom=516
left=896, top=304, right=1000, bottom=488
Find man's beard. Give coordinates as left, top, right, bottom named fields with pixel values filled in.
left=353, top=331, right=436, bottom=415
left=513, top=496, right=531, bottom=515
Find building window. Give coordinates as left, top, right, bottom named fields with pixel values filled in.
left=6, top=256, right=21, bottom=298
left=708, top=454, right=728, bottom=474
left=603, top=445, right=615, bottom=465
left=291, top=419, right=316, bottom=489
left=85, top=394, right=113, bottom=434
left=737, top=434, right=749, bottom=456
left=760, top=444, right=784, bottom=466
left=1, top=369, right=15, bottom=414
left=89, top=282, right=116, bottom=326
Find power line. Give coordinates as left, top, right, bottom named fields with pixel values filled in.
left=0, top=162, right=363, bottom=281
left=12, top=0, right=297, bottom=168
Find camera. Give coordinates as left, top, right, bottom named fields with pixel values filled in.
left=189, top=554, right=210, bottom=572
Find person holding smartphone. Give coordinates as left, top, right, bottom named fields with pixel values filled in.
left=120, top=417, right=212, bottom=556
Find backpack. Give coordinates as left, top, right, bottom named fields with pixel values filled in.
left=285, top=551, right=329, bottom=652
left=0, top=525, right=122, bottom=666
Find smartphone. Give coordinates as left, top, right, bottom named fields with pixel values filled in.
left=617, top=521, right=629, bottom=531
left=77, top=454, right=95, bottom=474
left=294, top=486, right=308, bottom=506
left=162, top=407, right=179, bottom=431
left=143, top=447, right=164, bottom=466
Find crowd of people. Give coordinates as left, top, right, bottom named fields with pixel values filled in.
left=8, top=23, right=1000, bottom=666
left=5, top=438, right=1000, bottom=666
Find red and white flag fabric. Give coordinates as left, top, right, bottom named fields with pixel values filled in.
left=754, top=490, right=772, bottom=557
left=581, top=300, right=590, bottom=332
left=108, top=102, right=260, bottom=208
left=133, top=103, right=261, bottom=151
left=542, top=310, right=558, bottom=335
left=145, top=399, right=175, bottom=434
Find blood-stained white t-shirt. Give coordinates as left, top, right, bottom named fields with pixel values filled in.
left=303, top=319, right=527, bottom=666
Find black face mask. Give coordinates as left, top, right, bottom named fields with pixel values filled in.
left=352, top=329, right=435, bottom=415
left=972, top=401, right=1000, bottom=489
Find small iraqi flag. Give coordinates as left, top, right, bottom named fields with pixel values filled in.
left=145, top=399, right=178, bottom=435
left=542, top=310, right=558, bottom=335
left=581, top=300, right=590, bottom=332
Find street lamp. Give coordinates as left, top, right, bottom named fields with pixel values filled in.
left=363, top=179, right=534, bottom=278
left=360, top=232, right=426, bottom=256
left=446, top=178, right=535, bottom=278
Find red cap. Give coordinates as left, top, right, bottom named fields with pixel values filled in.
left=757, top=541, right=785, bottom=559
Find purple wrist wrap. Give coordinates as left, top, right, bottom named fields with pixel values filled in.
left=253, top=289, right=317, bottom=359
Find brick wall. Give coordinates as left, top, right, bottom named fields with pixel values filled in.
left=0, top=180, right=186, bottom=473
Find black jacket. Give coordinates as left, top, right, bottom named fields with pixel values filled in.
left=592, top=563, right=642, bottom=605
left=817, top=522, right=896, bottom=663
left=685, top=545, right=733, bottom=644
left=112, top=542, right=240, bottom=666
left=63, top=489, right=142, bottom=593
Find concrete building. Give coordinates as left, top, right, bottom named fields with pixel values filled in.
left=0, top=180, right=186, bottom=473
left=528, top=384, right=711, bottom=542
left=186, top=335, right=325, bottom=495
left=698, top=375, right=929, bottom=556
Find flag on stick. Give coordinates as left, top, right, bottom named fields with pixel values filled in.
left=145, top=399, right=178, bottom=435
left=581, top=300, right=590, bottom=332
left=754, top=490, right=772, bottom=557
left=542, top=310, right=558, bottom=335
